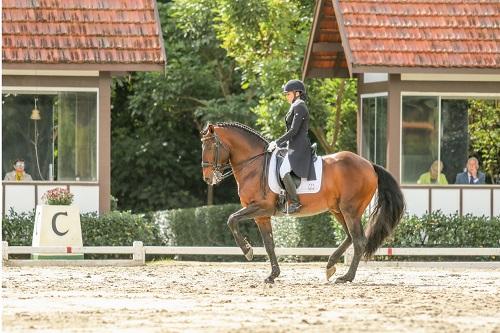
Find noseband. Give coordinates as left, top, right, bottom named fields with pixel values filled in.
left=201, top=133, right=233, bottom=183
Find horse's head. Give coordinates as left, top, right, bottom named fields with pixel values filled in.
left=200, top=124, right=231, bottom=185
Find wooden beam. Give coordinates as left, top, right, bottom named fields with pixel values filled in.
left=312, top=42, right=344, bottom=53
left=305, top=67, right=350, bottom=78
left=333, top=52, right=345, bottom=77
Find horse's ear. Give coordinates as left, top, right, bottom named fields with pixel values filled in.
left=201, top=122, right=214, bottom=135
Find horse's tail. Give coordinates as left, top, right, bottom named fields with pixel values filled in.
left=364, top=164, right=406, bottom=258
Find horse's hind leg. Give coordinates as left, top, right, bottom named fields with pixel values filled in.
left=326, top=211, right=352, bottom=281
left=335, top=208, right=367, bottom=283
left=255, top=217, right=280, bottom=283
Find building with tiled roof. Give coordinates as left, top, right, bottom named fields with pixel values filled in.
left=303, top=0, right=499, bottom=218
left=303, top=0, right=499, bottom=77
left=2, top=0, right=165, bottom=70
left=2, top=0, right=166, bottom=214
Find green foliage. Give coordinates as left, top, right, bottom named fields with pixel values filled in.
left=2, top=208, right=499, bottom=262
left=2, top=209, right=35, bottom=246
left=111, top=0, right=360, bottom=211
left=272, top=213, right=343, bottom=261
left=81, top=211, right=164, bottom=246
left=272, top=213, right=341, bottom=248
left=388, top=212, right=500, bottom=247
left=111, top=0, right=255, bottom=213
left=215, top=0, right=311, bottom=137
left=307, top=79, right=358, bottom=153
left=468, top=99, right=500, bottom=183
left=213, top=0, right=358, bottom=154
left=2, top=210, right=163, bottom=247
left=154, top=204, right=262, bottom=261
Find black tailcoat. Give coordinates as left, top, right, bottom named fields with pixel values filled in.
left=276, top=99, right=316, bottom=180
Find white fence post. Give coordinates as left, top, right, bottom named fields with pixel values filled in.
left=132, top=241, right=145, bottom=265
left=3, top=241, right=9, bottom=261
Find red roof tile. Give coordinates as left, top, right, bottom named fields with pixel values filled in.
left=2, top=0, right=166, bottom=68
left=340, top=0, right=499, bottom=69
left=303, top=0, right=500, bottom=77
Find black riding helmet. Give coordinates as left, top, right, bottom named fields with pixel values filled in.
left=282, top=79, right=306, bottom=93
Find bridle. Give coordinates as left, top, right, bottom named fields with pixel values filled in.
left=201, top=132, right=268, bottom=185
left=201, top=133, right=233, bottom=183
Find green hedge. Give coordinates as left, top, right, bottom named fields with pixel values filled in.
left=387, top=212, right=500, bottom=247
left=81, top=211, right=163, bottom=247
left=271, top=213, right=342, bottom=261
left=2, top=210, right=36, bottom=246
left=3, top=207, right=499, bottom=262
left=154, top=204, right=262, bottom=261
left=153, top=205, right=343, bottom=261
left=2, top=209, right=163, bottom=247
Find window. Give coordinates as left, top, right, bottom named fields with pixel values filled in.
left=361, top=94, right=387, bottom=167
left=401, top=95, right=499, bottom=184
left=440, top=98, right=469, bottom=183
left=2, top=90, right=98, bottom=181
left=401, top=96, right=439, bottom=184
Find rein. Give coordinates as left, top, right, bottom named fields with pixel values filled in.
left=201, top=133, right=268, bottom=188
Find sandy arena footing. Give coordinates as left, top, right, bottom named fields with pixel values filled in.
left=2, top=261, right=500, bottom=332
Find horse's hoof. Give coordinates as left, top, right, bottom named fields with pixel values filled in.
left=264, top=277, right=275, bottom=284
left=326, top=266, right=336, bottom=281
left=244, top=247, right=254, bottom=261
left=334, top=276, right=352, bottom=284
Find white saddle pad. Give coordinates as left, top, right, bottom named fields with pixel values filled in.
left=268, top=149, right=323, bottom=194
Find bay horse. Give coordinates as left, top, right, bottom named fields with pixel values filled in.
left=201, top=122, right=405, bottom=284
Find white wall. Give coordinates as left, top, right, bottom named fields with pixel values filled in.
left=3, top=183, right=99, bottom=214
left=401, top=186, right=498, bottom=218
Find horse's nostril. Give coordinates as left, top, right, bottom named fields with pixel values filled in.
left=204, top=177, right=211, bottom=184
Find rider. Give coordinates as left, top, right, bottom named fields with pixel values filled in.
left=267, top=79, right=316, bottom=213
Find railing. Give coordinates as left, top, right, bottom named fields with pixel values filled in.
left=3, top=241, right=499, bottom=267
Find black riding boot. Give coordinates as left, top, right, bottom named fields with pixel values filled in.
left=282, top=172, right=302, bottom=214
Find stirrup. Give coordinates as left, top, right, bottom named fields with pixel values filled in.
left=283, top=202, right=302, bottom=214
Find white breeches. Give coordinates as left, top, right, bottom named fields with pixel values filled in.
left=279, top=153, right=292, bottom=178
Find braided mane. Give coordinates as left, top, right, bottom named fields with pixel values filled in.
left=214, top=122, right=269, bottom=144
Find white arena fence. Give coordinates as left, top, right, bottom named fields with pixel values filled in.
left=3, top=241, right=500, bottom=267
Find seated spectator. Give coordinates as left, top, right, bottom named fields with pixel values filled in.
left=4, top=159, right=33, bottom=181
left=455, top=157, right=485, bottom=184
left=417, top=160, right=448, bottom=184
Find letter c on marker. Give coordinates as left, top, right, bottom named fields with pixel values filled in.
left=52, top=212, right=69, bottom=236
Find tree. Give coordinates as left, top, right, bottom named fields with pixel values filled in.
left=468, top=99, right=500, bottom=183
left=111, top=0, right=255, bottom=212
left=214, top=0, right=358, bottom=154
left=111, top=0, right=359, bottom=212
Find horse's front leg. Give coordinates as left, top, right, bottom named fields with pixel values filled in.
left=227, top=204, right=268, bottom=261
left=255, top=217, right=280, bottom=283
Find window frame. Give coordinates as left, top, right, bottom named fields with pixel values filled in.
left=399, top=91, right=500, bottom=184
left=360, top=92, right=388, bottom=167
left=2, top=86, right=100, bottom=183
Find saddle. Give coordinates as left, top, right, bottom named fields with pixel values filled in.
left=274, top=143, right=320, bottom=210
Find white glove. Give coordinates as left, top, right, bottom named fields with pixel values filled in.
left=267, top=141, right=277, bottom=152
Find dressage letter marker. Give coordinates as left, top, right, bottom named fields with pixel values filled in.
left=32, top=205, right=83, bottom=260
